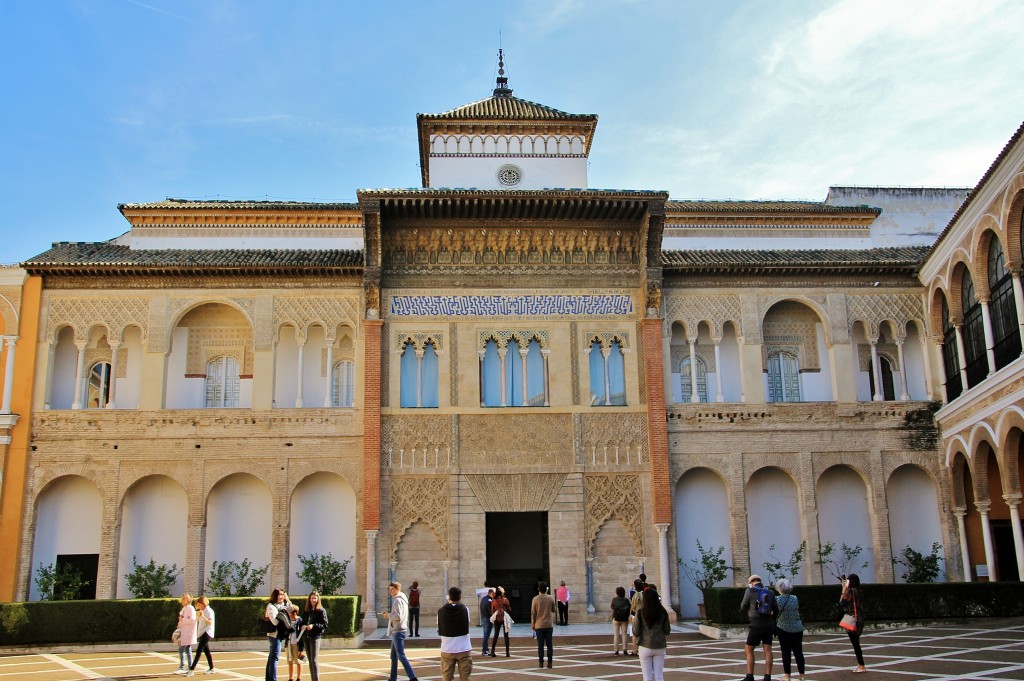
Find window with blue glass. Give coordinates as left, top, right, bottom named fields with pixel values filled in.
left=481, top=334, right=547, bottom=407
left=400, top=339, right=439, bottom=408
left=589, top=339, right=626, bottom=406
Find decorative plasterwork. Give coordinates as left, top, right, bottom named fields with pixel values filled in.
left=381, top=415, right=453, bottom=468
left=585, top=474, right=644, bottom=557
left=387, top=476, right=450, bottom=560
left=582, top=330, right=631, bottom=351
left=273, top=295, right=360, bottom=341
left=580, top=413, right=648, bottom=465
left=389, top=293, right=634, bottom=318
left=477, top=328, right=548, bottom=350
left=394, top=331, right=445, bottom=353
left=320, top=335, right=356, bottom=376
left=846, top=293, right=925, bottom=339
left=763, top=302, right=822, bottom=371
left=663, top=293, right=742, bottom=339
left=669, top=344, right=716, bottom=373
left=857, top=343, right=900, bottom=371
left=43, top=295, right=150, bottom=344
left=464, top=473, right=566, bottom=512
left=458, top=414, right=573, bottom=468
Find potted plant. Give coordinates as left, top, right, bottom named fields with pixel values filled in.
left=679, top=539, right=736, bottom=619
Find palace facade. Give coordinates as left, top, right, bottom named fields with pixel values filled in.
left=0, top=66, right=1021, bottom=623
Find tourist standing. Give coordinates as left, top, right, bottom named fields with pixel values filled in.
left=384, top=581, right=419, bottom=681
left=408, top=581, right=421, bottom=637
left=285, top=607, right=304, bottom=681
left=188, top=596, right=216, bottom=675
left=739, top=575, right=777, bottom=681
left=175, top=593, right=197, bottom=676
left=628, top=578, right=644, bottom=655
left=479, top=589, right=494, bottom=655
left=488, top=586, right=511, bottom=657
left=531, top=581, right=556, bottom=668
left=555, top=581, right=570, bottom=625
left=611, top=586, right=631, bottom=655
left=774, top=579, right=805, bottom=681
left=437, top=586, right=473, bottom=681
left=264, top=588, right=287, bottom=681
left=302, top=591, right=329, bottom=681
left=841, top=574, right=867, bottom=673
left=633, top=588, right=671, bottom=681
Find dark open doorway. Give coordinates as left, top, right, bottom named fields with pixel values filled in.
left=486, top=511, right=549, bottom=621
left=991, top=520, right=1020, bottom=581
left=56, top=553, right=98, bottom=599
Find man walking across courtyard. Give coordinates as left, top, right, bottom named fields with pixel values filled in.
left=383, top=582, right=419, bottom=681
left=438, top=587, right=473, bottom=681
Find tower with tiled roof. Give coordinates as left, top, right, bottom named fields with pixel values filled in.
left=416, top=49, right=597, bottom=190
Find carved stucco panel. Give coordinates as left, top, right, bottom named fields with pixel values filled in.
left=388, top=476, right=450, bottom=560
left=273, top=295, right=360, bottom=341
left=846, top=294, right=926, bottom=339
left=664, top=293, right=743, bottom=338
left=458, top=414, right=573, bottom=467
left=580, top=413, right=648, bottom=464
left=464, top=473, right=566, bottom=513
left=44, top=295, right=151, bottom=344
left=585, top=474, right=644, bottom=557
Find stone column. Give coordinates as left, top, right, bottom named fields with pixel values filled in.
left=586, top=557, right=595, bottom=613
left=498, top=347, right=507, bottom=407
left=443, top=560, right=451, bottom=595
left=1, top=337, right=16, bottom=414
left=105, top=341, right=120, bottom=408
left=71, top=341, right=87, bottom=410
left=477, top=350, right=486, bottom=407
left=953, top=507, right=971, bottom=582
left=976, top=501, right=996, bottom=581
left=323, top=341, right=335, bottom=407
left=1011, top=271, right=1024, bottom=344
left=1004, top=493, right=1024, bottom=583
left=39, top=341, right=55, bottom=410
left=979, top=298, right=996, bottom=374
left=895, top=339, right=910, bottom=401
left=521, top=346, right=531, bottom=405
left=688, top=339, right=699, bottom=403
left=933, top=338, right=949, bottom=402
left=295, top=335, right=306, bottom=408
left=415, top=347, right=424, bottom=408
left=541, top=348, right=551, bottom=406
left=656, top=523, right=673, bottom=613
left=953, top=324, right=969, bottom=390
left=362, top=530, right=379, bottom=632
left=713, top=340, right=724, bottom=402
left=870, top=340, right=883, bottom=401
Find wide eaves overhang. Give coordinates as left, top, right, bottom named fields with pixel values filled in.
left=662, top=246, right=929, bottom=276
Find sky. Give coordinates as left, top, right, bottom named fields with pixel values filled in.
left=2, top=0, right=1023, bottom=264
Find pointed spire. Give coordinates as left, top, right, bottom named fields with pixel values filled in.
left=493, top=48, right=513, bottom=97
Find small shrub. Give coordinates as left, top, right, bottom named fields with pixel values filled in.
left=124, top=556, right=182, bottom=598
left=34, top=562, right=88, bottom=601
left=893, top=542, right=944, bottom=583
left=814, top=542, right=868, bottom=582
left=762, top=542, right=806, bottom=585
left=205, top=559, right=269, bottom=597
left=295, top=553, right=352, bottom=596
left=680, top=540, right=736, bottom=600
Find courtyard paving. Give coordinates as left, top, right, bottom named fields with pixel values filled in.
left=0, top=618, right=1021, bottom=680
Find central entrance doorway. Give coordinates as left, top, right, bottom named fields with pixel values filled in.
left=486, top=511, right=549, bottom=622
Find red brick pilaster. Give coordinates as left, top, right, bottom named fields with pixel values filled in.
left=363, top=319, right=383, bottom=531
left=643, top=317, right=671, bottom=524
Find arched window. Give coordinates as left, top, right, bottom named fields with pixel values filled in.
left=941, top=296, right=962, bottom=401
left=988, top=238, right=1021, bottom=369
left=679, top=356, right=708, bottom=403
left=588, top=340, right=627, bottom=406
left=767, top=351, right=801, bottom=402
left=399, top=341, right=439, bottom=408
left=332, top=360, right=355, bottom=407
left=421, top=342, right=439, bottom=408
left=87, top=362, right=111, bottom=409
left=868, top=356, right=896, bottom=401
left=960, top=272, right=989, bottom=387
left=482, top=336, right=547, bottom=407
left=205, top=356, right=240, bottom=408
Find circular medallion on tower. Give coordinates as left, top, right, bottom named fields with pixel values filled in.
left=496, top=164, right=523, bottom=187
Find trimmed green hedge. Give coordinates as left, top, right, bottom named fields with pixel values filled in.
left=0, top=595, right=361, bottom=646
left=703, top=582, right=1024, bottom=626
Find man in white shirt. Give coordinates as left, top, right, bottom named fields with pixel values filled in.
left=437, top=587, right=473, bottom=681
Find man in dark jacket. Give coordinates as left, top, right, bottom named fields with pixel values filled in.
left=738, top=574, right=777, bottom=681
left=438, top=587, right=473, bottom=681
left=478, top=588, right=494, bottom=656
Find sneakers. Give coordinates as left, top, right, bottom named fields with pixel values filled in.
left=184, top=672, right=194, bottom=678
left=204, top=670, right=217, bottom=675
left=174, top=669, right=187, bottom=676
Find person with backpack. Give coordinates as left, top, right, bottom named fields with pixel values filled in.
left=739, top=574, right=777, bottom=681
left=408, top=581, right=421, bottom=637
left=610, top=586, right=631, bottom=655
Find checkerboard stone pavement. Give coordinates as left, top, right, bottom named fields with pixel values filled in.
left=0, top=619, right=1021, bottom=680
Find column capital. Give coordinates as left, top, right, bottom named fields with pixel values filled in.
left=654, top=523, right=670, bottom=537
left=3, top=336, right=17, bottom=346
left=1002, top=492, right=1022, bottom=507
left=973, top=500, right=992, bottom=514
left=366, top=529, right=379, bottom=542
left=952, top=505, right=968, bottom=518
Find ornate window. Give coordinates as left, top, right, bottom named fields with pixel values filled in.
left=678, top=356, right=708, bottom=403
left=331, top=359, right=355, bottom=408
left=960, top=272, right=989, bottom=387
left=205, top=356, right=240, bottom=408
left=480, top=334, right=547, bottom=407
left=988, top=237, right=1021, bottom=369
left=400, top=340, right=439, bottom=408
left=767, top=351, right=801, bottom=402
left=868, top=356, right=896, bottom=401
left=87, top=362, right=111, bottom=409
left=589, top=339, right=627, bottom=406
left=941, top=296, right=962, bottom=401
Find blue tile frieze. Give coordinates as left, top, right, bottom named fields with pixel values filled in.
left=389, top=294, right=634, bottom=317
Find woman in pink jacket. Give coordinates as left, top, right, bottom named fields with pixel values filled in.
left=175, top=593, right=198, bottom=675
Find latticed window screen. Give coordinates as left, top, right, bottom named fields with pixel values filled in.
left=941, top=296, right=962, bottom=401
left=960, top=272, right=989, bottom=386
left=679, top=356, right=708, bottom=403
left=332, top=360, right=355, bottom=407
left=767, top=351, right=801, bottom=402
left=205, top=356, right=239, bottom=408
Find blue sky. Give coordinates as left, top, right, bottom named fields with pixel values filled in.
left=2, top=0, right=1023, bottom=264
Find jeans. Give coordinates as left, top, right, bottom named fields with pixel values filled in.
left=409, top=607, right=420, bottom=636
left=481, top=619, right=493, bottom=652
left=266, top=636, right=281, bottom=681
left=178, top=644, right=193, bottom=669
left=535, top=627, right=553, bottom=662
left=390, top=631, right=417, bottom=680
left=190, top=632, right=213, bottom=670
left=638, top=646, right=666, bottom=681
left=306, top=635, right=322, bottom=681
left=439, top=650, right=473, bottom=681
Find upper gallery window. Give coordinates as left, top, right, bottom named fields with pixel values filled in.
left=480, top=333, right=547, bottom=407
left=589, top=339, right=626, bottom=406
left=766, top=351, right=801, bottom=403
left=400, top=340, right=439, bottom=408
left=332, top=359, right=355, bottom=408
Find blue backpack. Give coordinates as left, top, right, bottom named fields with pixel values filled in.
left=754, top=585, right=774, bottom=615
